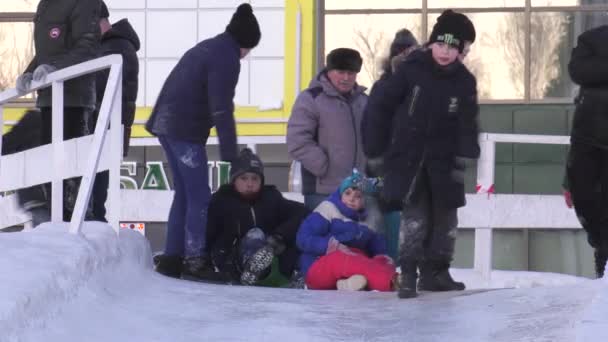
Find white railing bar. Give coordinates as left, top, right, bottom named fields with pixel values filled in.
left=68, top=58, right=122, bottom=234
left=51, top=81, right=64, bottom=223
left=483, top=133, right=570, bottom=145
left=0, top=55, right=123, bottom=104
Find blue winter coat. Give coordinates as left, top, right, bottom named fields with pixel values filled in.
left=296, top=190, right=388, bottom=276
left=145, top=32, right=240, bottom=161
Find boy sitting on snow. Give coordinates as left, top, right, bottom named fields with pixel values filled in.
left=296, top=170, right=398, bottom=291
left=206, top=148, right=309, bottom=286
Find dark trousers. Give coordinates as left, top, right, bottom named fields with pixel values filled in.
left=567, top=142, right=608, bottom=250
left=90, top=170, right=109, bottom=222
left=39, top=107, right=90, bottom=221
left=159, top=136, right=211, bottom=258
left=399, top=172, right=458, bottom=265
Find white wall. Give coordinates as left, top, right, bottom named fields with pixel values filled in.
left=103, top=0, right=285, bottom=107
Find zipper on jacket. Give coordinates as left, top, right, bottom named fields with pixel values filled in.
left=250, top=206, right=257, bottom=227
left=408, top=85, right=421, bottom=117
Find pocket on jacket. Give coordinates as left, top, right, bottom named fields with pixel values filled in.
left=407, top=85, right=421, bottom=117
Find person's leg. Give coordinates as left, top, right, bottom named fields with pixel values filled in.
left=304, top=193, right=327, bottom=211
left=595, top=148, right=608, bottom=278
left=239, top=228, right=274, bottom=285
left=158, top=136, right=186, bottom=257
left=305, top=250, right=396, bottom=291
left=419, top=205, right=463, bottom=291
left=90, top=170, right=109, bottom=222
left=398, top=177, right=432, bottom=298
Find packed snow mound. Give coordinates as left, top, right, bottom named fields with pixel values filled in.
left=1, top=222, right=607, bottom=342
left=0, top=222, right=152, bottom=341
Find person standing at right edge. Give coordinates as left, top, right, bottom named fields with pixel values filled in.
left=146, top=3, right=261, bottom=281
left=15, top=0, right=101, bottom=222
left=362, top=11, right=480, bottom=298
left=566, top=25, right=608, bottom=278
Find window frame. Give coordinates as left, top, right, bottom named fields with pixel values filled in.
left=319, top=0, right=608, bottom=104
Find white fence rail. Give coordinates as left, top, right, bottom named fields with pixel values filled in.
left=0, top=55, right=124, bottom=234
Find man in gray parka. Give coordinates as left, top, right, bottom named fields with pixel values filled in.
left=287, top=48, right=368, bottom=211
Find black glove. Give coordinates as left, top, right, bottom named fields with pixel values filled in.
left=366, top=157, right=385, bottom=178
left=266, top=234, right=286, bottom=255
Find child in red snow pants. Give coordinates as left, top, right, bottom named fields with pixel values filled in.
left=305, top=249, right=397, bottom=291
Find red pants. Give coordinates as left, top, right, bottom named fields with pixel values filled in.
left=305, top=250, right=397, bottom=292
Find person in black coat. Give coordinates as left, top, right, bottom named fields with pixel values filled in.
left=206, top=148, right=310, bottom=286
left=89, top=2, right=141, bottom=222
left=362, top=11, right=480, bottom=299
left=15, top=0, right=101, bottom=222
left=148, top=3, right=261, bottom=281
left=566, top=25, right=608, bottom=278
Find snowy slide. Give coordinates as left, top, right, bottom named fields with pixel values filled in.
left=0, top=223, right=606, bottom=342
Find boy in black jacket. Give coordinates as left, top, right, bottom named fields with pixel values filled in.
left=206, top=148, right=310, bottom=286
left=362, top=11, right=480, bottom=299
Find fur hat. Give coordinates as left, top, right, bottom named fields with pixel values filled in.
left=226, top=3, right=261, bottom=49
left=100, top=1, right=110, bottom=19
left=428, top=10, right=468, bottom=53
left=230, top=148, right=264, bottom=183
left=326, top=48, right=363, bottom=73
left=389, top=29, right=419, bottom=58
left=437, top=10, right=476, bottom=43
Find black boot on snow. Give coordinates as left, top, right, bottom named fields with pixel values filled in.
left=594, top=248, right=608, bottom=279
left=418, top=261, right=465, bottom=291
left=398, top=261, right=418, bottom=299
left=241, top=245, right=274, bottom=286
left=154, top=254, right=183, bottom=279
left=182, top=255, right=232, bottom=283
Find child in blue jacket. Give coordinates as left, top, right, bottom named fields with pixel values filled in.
left=296, top=171, right=398, bottom=291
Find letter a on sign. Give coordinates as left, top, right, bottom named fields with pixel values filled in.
left=142, top=162, right=170, bottom=190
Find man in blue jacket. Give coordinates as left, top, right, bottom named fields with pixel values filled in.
left=146, top=3, right=261, bottom=280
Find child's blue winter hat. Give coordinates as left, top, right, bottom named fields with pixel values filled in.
left=339, top=169, right=365, bottom=195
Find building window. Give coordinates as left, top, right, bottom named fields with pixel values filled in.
left=321, top=0, right=608, bottom=102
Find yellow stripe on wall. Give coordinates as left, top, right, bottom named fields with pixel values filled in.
left=2, top=0, right=317, bottom=138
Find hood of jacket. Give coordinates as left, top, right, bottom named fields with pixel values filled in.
left=327, top=189, right=368, bottom=222
left=103, top=19, right=141, bottom=51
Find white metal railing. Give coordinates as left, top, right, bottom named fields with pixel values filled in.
left=473, top=133, right=576, bottom=282
left=0, top=55, right=123, bottom=234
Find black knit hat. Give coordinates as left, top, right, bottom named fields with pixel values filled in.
left=428, top=10, right=468, bottom=53
left=230, top=148, right=264, bottom=183
left=326, top=48, right=363, bottom=72
left=100, top=1, right=110, bottom=19
left=437, top=10, right=476, bottom=43
left=226, top=3, right=261, bottom=49
left=389, top=29, right=419, bottom=58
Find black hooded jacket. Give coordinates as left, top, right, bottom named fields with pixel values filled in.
left=206, top=184, right=310, bottom=267
left=25, top=0, right=100, bottom=109
left=93, top=19, right=140, bottom=156
left=362, top=49, right=479, bottom=209
left=568, top=25, right=608, bottom=148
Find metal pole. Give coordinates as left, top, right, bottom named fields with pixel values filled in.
left=51, top=81, right=64, bottom=223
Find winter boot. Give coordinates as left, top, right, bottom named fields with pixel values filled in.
left=154, top=254, right=183, bottom=279
left=398, top=261, right=418, bottom=299
left=418, top=261, right=465, bottom=291
left=240, top=245, right=274, bottom=285
left=336, top=275, right=367, bottom=291
left=594, top=248, right=608, bottom=279
left=183, top=255, right=232, bottom=283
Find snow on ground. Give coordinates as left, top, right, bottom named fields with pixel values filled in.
left=0, top=222, right=606, bottom=342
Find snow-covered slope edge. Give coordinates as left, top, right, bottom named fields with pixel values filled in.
left=0, top=222, right=152, bottom=342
